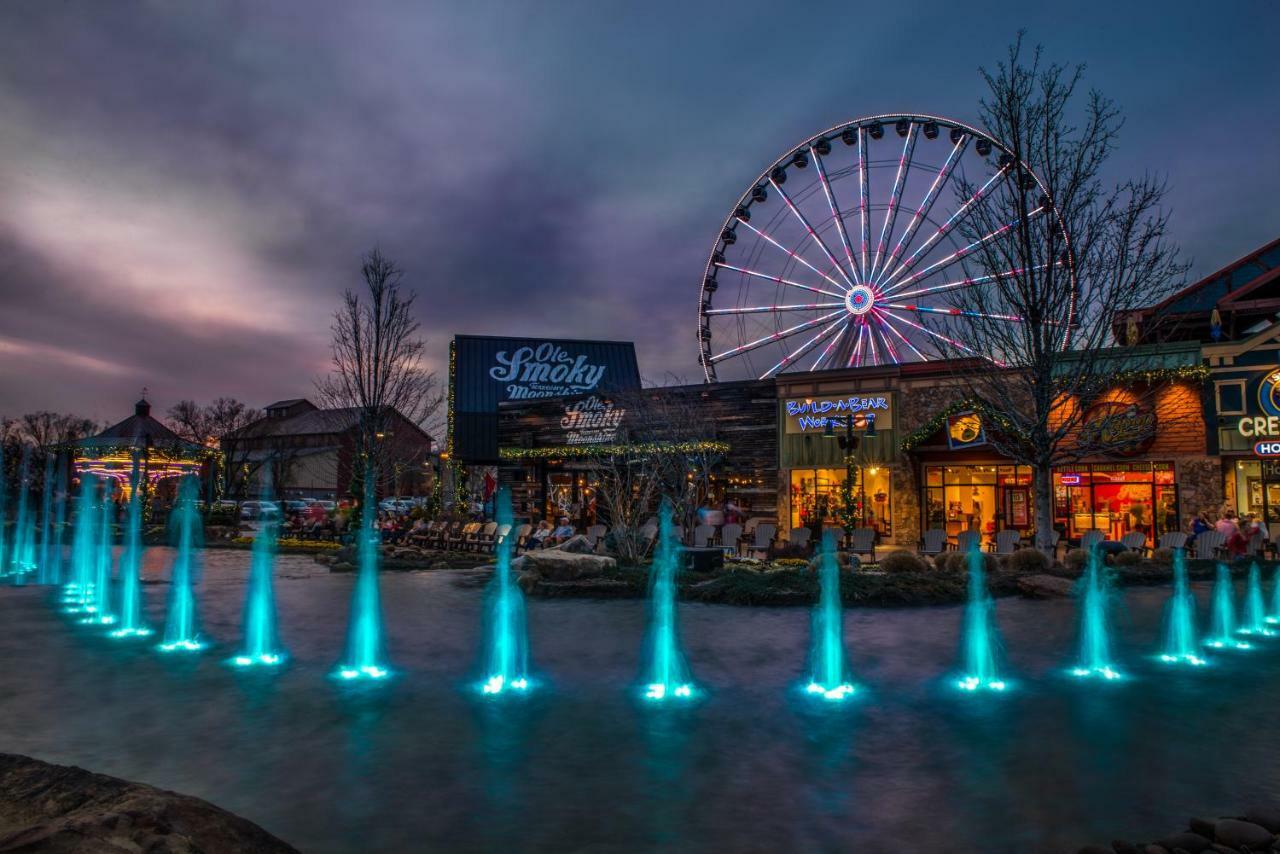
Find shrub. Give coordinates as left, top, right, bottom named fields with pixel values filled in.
left=772, top=558, right=810, bottom=568
left=932, top=551, right=962, bottom=573
left=1151, top=546, right=1174, bottom=565
left=1064, top=548, right=1089, bottom=572
left=1004, top=547, right=1050, bottom=574
left=1113, top=549, right=1142, bottom=567
left=878, top=550, right=930, bottom=574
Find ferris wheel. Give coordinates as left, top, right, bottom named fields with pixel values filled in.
left=697, top=113, right=1075, bottom=382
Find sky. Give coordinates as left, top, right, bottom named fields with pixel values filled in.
left=0, top=0, right=1277, bottom=424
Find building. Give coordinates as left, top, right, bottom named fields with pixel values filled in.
left=224, top=399, right=435, bottom=500
left=70, top=397, right=208, bottom=500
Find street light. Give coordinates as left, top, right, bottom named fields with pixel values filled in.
left=822, top=413, right=878, bottom=543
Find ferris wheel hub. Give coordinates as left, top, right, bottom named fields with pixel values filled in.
left=845, top=285, right=876, bottom=316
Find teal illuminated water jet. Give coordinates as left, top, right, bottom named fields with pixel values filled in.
left=478, top=488, right=530, bottom=695
left=36, top=452, right=56, bottom=585
left=160, top=475, right=203, bottom=652
left=44, top=458, right=68, bottom=588
left=63, top=475, right=100, bottom=613
left=10, top=446, right=36, bottom=583
left=335, top=472, right=388, bottom=680
left=1204, top=563, right=1249, bottom=650
left=232, top=482, right=283, bottom=667
left=957, top=542, right=1006, bottom=691
left=1159, top=547, right=1205, bottom=665
left=1070, top=548, right=1122, bottom=680
left=805, top=529, right=854, bottom=701
left=83, top=480, right=117, bottom=625
left=0, top=443, right=7, bottom=579
left=639, top=501, right=695, bottom=701
left=1238, top=562, right=1273, bottom=638
left=1270, top=566, right=1280, bottom=626
left=110, top=464, right=150, bottom=639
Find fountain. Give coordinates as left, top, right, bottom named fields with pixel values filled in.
left=110, top=463, right=151, bottom=638
left=10, top=445, right=37, bottom=581
left=1070, top=547, right=1122, bottom=679
left=1238, top=562, right=1273, bottom=638
left=0, top=444, right=6, bottom=579
left=36, top=452, right=55, bottom=584
left=639, top=500, right=696, bottom=701
left=63, top=474, right=100, bottom=613
left=1159, top=547, right=1205, bottom=665
left=1271, top=566, right=1280, bottom=626
left=957, top=541, right=1006, bottom=691
left=335, top=471, right=388, bottom=680
left=804, top=529, right=854, bottom=701
left=82, top=479, right=117, bottom=625
left=1204, top=563, right=1250, bottom=650
left=232, top=480, right=284, bottom=668
left=159, top=474, right=204, bottom=652
left=478, top=488, right=530, bottom=695
left=44, top=458, right=68, bottom=587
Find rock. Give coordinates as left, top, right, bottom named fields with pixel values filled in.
left=531, top=578, right=636, bottom=599
left=0, top=753, right=298, bottom=853
left=1190, top=819, right=1217, bottom=838
left=1077, top=846, right=1113, bottom=854
left=520, top=549, right=615, bottom=581
left=1112, top=841, right=1140, bottom=854
left=1244, top=808, right=1280, bottom=834
left=1215, top=819, right=1273, bottom=850
left=1157, top=832, right=1212, bottom=853
left=1144, top=845, right=1170, bottom=854
left=556, top=534, right=595, bottom=554
left=1017, top=573, right=1076, bottom=598
left=516, top=571, right=537, bottom=594
left=330, top=561, right=356, bottom=573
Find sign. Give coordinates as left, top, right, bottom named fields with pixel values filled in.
left=1255, top=440, right=1280, bottom=457
left=452, top=335, right=640, bottom=462
left=559, top=395, right=626, bottom=445
left=945, top=411, right=986, bottom=450
left=783, top=393, right=893, bottom=434
left=1078, top=400, right=1156, bottom=456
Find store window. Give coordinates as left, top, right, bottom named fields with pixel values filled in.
left=923, top=464, right=1032, bottom=545
left=1229, top=459, right=1280, bottom=525
left=790, top=467, right=891, bottom=536
left=1053, top=462, right=1177, bottom=545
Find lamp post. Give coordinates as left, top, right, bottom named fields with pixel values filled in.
left=823, top=413, right=877, bottom=545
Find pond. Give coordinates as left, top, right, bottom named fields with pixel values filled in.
left=1, top=548, right=1277, bottom=852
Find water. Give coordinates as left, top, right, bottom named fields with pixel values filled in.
left=1160, top=548, right=1205, bottom=666
left=4, top=551, right=1280, bottom=852
left=1072, top=549, right=1121, bottom=680
left=160, top=475, right=203, bottom=652
left=639, top=501, right=695, bottom=701
left=1205, top=563, right=1250, bottom=650
left=36, top=452, right=56, bottom=585
left=479, top=489, right=530, bottom=695
left=957, top=542, right=1006, bottom=691
left=44, top=457, right=68, bottom=586
left=1239, top=562, right=1273, bottom=637
left=0, top=443, right=7, bottom=578
left=336, top=473, right=387, bottom=680
left=1272, top=566, right=1280, bottom=625
left=63, top=474, right=100, bottom=613
left=806, top=529, right=854, bottom=700
left=9, top=446, right=36, bottom=582
left=234, top=495, right=283, bottom=668
left=111, top=466, right=150, bottom=639
left=86, top=480, right=116, bottom=625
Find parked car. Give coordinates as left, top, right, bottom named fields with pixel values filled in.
left=310, top=500, right=337, bottom=512
left=282, top=500, right=310, bottom=514
left=240, top=500, right=280, bottom=520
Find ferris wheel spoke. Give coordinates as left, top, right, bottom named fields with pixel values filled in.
left=891, top=263, right=1049, bottom=300
left=708, top=308, right=847, bottom=364
left=881, top=207, right=1044, bottom=295
left=858, top=127, right=871, bottom=282
left=848, top=320, right=868, bottom=368
left=811, top=145, right=860, bottom=285
left=881, top=303, right=1026, bottom=322
left=866, top=316, right=884, bottom=367
left=714, top=262, right=844, bottom=299
left=873, top=309, right=928, bottom=361
left=733, top=219, right=849, bottom=292
left=769, top=177, right=856, bottom=288
left=873, top=319, right=901, bottom=365
left=810, top=317, right=851, bottom=371
left=879, top=308, right=1004, bottom=365
left=875, top=135, right=968, bottom=287
left=868, top=124, right=918, bottom=283
left=759, top=316, right=847, bottom=379
left=879, top=166, right=1011, bottom=290
left=704, top=301, right=844, bottom=316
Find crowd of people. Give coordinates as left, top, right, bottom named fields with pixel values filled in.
left=1187, top=507, right=1267, bottom=557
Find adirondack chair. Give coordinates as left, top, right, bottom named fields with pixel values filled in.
left=1194, top=529, right=1226, bottom=560
left=955, top=529, right=981, bottom=554
left=585, top=524, right=607, bottom=553
left=1079, top=529, right=1105, bottom=553
left=747, top=523, right=776, bottom=558
left=692, top=524, right=716, bottom=549
left=720, top=523, right=743, bottom=554
left=919, top=528, right=949, bottom=558
left=467, top=522, right=497, bottom=551
left=445, top=521, right=473, bottom=550
left=513, top=523, right=532, bottom=552
left=1156, top=531, right=1187, bottom=551
left=847, top=527, right=876, bottom=563
left=1120, top=530, right=1147, bottom=553
left=491, top=523, right=512, bottom=552
left=992, top=529, right=1021, bottom=555
left=788, top=526, right=812, bottom=553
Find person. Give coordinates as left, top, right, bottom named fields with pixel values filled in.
left=1187, top=512, right=1210, bottom=547
left=549, top=516, right=576, bottom=546
left=1218, top=510, right=1247, bottom=557
left=527, top=519, right=554, bottom=549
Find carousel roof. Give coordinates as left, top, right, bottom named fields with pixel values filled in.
left=75, top=399, right=206, bottom=456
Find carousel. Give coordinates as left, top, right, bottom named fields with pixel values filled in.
left=70, top=398, right=208, bottom=499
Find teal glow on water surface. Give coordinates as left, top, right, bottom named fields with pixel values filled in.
left=160, top=475, right=202, bottom=652
left=1159, top=548, right=1205, bottom=666
left=639, top=501, right=696, bottom=702
left=9, top=447, right=37, bottom=583
left=83, top=480, right=117, bottom=626
left=335, top=472, right=388, bottom=681
left=63, top=475, right=100, bottom=614
left=236, top=485, right=284, bottom=668
left=805, top=529, right=854, bottom=701
left=1205, top=563, right=1250, bottom=650
left=111, top=466, right=150, bottom=639
left=1270, top=566, right=1280, bottom=626
left=957, top=542, right=1006, bottom=691
left=479, top=489, right=530, bottom=696
left=1239, top=562, right=1274, bottom=637
left=1071, top=549, right=1122, bottom=680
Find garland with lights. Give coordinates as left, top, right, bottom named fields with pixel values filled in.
left=500, top=440, right=730, bottom=461
left=899, top=364, right=1210, bottom=453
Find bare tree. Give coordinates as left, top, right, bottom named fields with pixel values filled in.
left=938, top=36, right=1189, bottom=555
left=315, top=248, right=443, bottom=495
left=18, top=412, right=98, bottom=448
left=170, top=398, right=265, bottom=498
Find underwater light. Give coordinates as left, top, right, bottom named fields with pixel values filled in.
left=806, top=682, right=855, bottom=700
left=108, top=627, right=152, bottom=639
left=1070, top=666, right=1122, bottom=680
left=158, top=639, right=205, bottom=653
